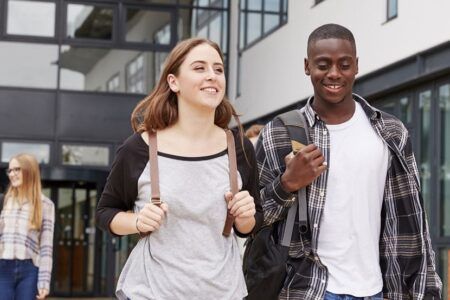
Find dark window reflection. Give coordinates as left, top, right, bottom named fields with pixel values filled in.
left=67, top=4, right=113, bottom=40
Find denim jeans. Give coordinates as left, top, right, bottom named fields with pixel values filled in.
left=0, top=259, right=39, bottom=300
left=324, top=291, right=383, bottom=300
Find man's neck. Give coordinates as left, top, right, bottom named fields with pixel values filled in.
left=312, top=95, right=356, bottom=125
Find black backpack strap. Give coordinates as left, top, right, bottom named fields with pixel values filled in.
left=277, top=110, right=310, bottom=234
left=0, top=193, right=4, bottom=212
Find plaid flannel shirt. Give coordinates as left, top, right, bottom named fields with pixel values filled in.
left=0, top=195, right=55, bottom=291
left=256, top=94, right=442, bottom=299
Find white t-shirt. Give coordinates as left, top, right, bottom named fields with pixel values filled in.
left=317, top=102, right=389, bottom=296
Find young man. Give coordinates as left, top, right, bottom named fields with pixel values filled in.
left=256, top=24, right=442, bottom=300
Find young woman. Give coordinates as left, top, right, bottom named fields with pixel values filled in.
left=0, top=153, right=55, bottom=300
left=96, top=38, right=263, bottom=299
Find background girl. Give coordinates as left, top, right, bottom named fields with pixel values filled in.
left=0, top=153, right=55, bottom=300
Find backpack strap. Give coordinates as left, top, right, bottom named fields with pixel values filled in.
left=0, top=193, right=4, bottom=213
left=277, top=110, right=310, bottom=234
left=147, top=130, right=238, bottom=237
left=222, top=129, right=238, bottom=237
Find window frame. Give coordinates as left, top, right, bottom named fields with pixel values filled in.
left=238, top=0, right=288, bottom=51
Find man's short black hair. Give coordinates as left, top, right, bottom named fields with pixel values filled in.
left=307, top=23, right=356, bottom=55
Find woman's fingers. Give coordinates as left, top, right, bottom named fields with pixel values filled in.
left=226, top=190, right=255, bottom=218
left=137, top=202, right=168, bottom=233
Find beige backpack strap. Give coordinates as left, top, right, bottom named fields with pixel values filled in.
left=148, top=130, right=161, bottom=206
left=223, top=129, right=238, bottom=237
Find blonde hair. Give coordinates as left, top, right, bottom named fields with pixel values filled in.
left=5, top=153, right=43, bottom=230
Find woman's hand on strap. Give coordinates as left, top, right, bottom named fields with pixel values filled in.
left=225, top=191, right=256, bottom=234
left=136, top=202, right=169, bottom=234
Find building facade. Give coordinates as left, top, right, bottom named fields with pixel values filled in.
left=0, top=0, right=449, bottom=298
left=0, top=0, right=228, bottom=297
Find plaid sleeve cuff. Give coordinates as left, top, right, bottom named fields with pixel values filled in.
left=272, top=175, right=296, bottom=206
left=37, top=279, right=50, bottom=291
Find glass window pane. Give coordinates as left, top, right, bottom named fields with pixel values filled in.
left=67, top=4, right=113, bottom=40
left=440, top=84, right=450, bottom=236
left=239, top=12, right=245, bottom=49
left=263, top=13, right=279, bottom=33
left=265, top=0, right=280, bottom=12
left=7, top=0, right=55, bottom=37
left=419, top=90, right=432, bottom=216
left=59, top=46, right=165, bottom=94
left=1, top=142, right=50, bottom=164
left=126, top=54, right=146, bottom=94
left=248, top=0, right=262, bottom=11
left=439, top=249, right=449, bottom=299
left=0, top=42, right=57, bottom=89
left=107, top=73, right=120, bottom=92
left=399, top=96, right=412, bottom=124
left=125, top=8, right=171, bottom=44
left=388, top=0, right=398, bottom=19
left=62, top=145, right=109, bottom=166
left=132, top=0, right=176, bottom=3
left=180, top=8, right=228, bottom=53
left=247, top=13, right=262, bottom=44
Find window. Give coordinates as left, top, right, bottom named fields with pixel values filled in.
left=6, top=0, right=55, bottom=37
left=239, top=0, right=288, bottom=50
left=106, top=73, right=120, bottom=92
left=387, top=0, right=398, bottom=20
left=61, top=144, right=109, bottom=166
left=0, top=42, right=58, bottom=89
left=439, top=84, right=450, bottom=236
left=1, top=142, right=50, bottom=164
left=66, top=3, right=113, bottom=40
left=125, top=8, right=172, bottom=44
left=126, top=53, right=145, bottom=94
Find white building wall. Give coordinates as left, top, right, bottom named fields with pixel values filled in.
left=232, top=0, right=450, bottom=123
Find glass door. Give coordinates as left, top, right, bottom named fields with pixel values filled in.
left=52, top=183, right=97, bottom=296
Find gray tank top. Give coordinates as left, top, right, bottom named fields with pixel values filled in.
left=116, top=151, right=247, bottom=300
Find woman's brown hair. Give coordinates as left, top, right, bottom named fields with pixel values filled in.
left=5, top=153, right=43, bottom=230
left=131, top=37, right=242, bottom=133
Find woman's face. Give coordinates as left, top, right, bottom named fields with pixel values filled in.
left=7, top=158, right=23, bottom=187
left=169, top=43, right=226, bottom=111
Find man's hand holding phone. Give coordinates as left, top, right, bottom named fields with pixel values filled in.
left=281, top=144, right=327, bottom=192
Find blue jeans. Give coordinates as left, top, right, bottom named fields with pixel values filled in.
left=0, top=259, right=39, bottom=300
left=324, top=291, right=383, bottom=300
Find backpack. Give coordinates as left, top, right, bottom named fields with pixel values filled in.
left=243, top=109, right=310, bottom=300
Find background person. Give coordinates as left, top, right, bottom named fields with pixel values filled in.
left=0, top=153, right=55, bottom=300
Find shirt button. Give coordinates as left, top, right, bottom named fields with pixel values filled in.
left=314, top=256, right=319, bottom=261
left=313, top=223, right=318, bottom=228
left=321, top=279, right=326, bottom=283
left=319, top=191, right=325, bottom=197
left=323, top=130, right=328, bottom=135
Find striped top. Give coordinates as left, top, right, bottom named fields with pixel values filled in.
left=0, top=195, right=55, bottom=291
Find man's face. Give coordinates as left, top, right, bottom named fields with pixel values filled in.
left=304, top=38, right=358, bottom=106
